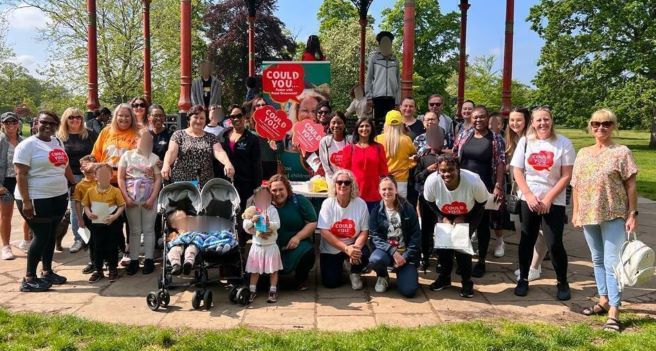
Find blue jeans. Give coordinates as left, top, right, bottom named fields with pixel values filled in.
left=583, top=218, right=625, bottom=307
left=369, top=248, right=419, bottom=298
left=70, top=174, right=83, bottom=242
left=320, top=245, right=370, bottom=288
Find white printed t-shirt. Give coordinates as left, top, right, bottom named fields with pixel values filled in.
left=423, top=169, right=489, bottom=216
left=510, top=135, right=576, bottom=206
left=318, top=197, right=369, bottom=254
left=13, top=136, right=69, bottom=200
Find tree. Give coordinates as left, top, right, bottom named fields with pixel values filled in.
left=445, top=55, right=534, bottom=113
left=320, top=20, right=377, bottom=111
left=528, top=0, right=656, bottom=137
left=204, top=0, right=296, bottom=106
left=380, top=0, right=460, bottom=114
left=14, top=0, right=207, bottom=112
left=317, top=0, right=374, bottom=36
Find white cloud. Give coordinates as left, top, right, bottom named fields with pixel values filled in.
left=10, top=54, right=36, bottom=67
left=489, top=47, right=502, bottom=58
left=7, top=4, right=49, bottom=30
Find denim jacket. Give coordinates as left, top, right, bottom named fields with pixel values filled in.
left=369, top=198, right=421, bottom=265
left=0, top=132, right=23, bottom=186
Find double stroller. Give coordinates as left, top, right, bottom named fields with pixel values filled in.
left=146, top=178, right=251, bottom=311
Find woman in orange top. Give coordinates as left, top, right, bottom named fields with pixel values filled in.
left=91, top=103, right=139, bottom=184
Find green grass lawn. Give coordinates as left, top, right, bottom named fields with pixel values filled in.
left=560, top=128, right=656, bottom=200
left=1, top=308, right=655, bottom=351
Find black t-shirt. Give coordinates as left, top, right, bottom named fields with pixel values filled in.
left=406, top=120, right=425, bottom=140
left=460, top=132, right=494, bottom=190
left=63, top=130, right=98, bottom=175
left=202, top=77, right=212, bottom=108
left=151, top=128, right=172, bottom=161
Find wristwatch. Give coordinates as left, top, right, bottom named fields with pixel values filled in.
left=629, top=210, right=639, bottom=217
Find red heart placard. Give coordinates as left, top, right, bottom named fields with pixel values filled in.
left=292, top=119, right=326, bottom=154
left=262, top=64, right=305, bottom=104
left=329, top=149, right=345, bottom=168
left=253, top=106, right=293, bottom=141
left=527, top=151, right=554, bottom=171
left=440, top=201, right=468, bottom=215
left=48, top=149, right=69, bottom=167
left=330, top=219, right=356, bottom=239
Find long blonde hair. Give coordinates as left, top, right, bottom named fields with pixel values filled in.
left=57, top=107, right=89, bottom=142
left=504, top=107, right=529, bottom=158
left=110, top=103, right=139, bottom=133
left=381, top=123, right=404, bottom=157
left=526, top=107, right=557, bottom=141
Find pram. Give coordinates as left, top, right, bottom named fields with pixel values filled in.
left=146, top=178, right=251, bottom=311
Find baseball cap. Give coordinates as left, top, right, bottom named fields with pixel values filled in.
left=1, top=112, right=19, bottom=123
left=384, top=110, right=402, bottom=126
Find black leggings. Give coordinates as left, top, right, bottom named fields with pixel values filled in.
left=475, top=211, right=491, bottom=262
left=418, top=196, right=437, bottom=261
left=16, top=193, right=68, bottom=277
left=372, top=96, right=396, bottom=134
left=437, top=205, right=485, bottom=283
left=294, top=249, right=316, bottom=283
left=518, top=201, right=568, bottom=283
left=89, top=219, right=123, bottom=271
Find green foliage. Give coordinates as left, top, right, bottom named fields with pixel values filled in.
left=320, top=20, right=377, bottom=111
left=317, top=0, right=374, bottom=36
left=528, top=0, right=656, bottom=130
left=445, top=55, right=535, bottom=113
left=380, top=0, right=460, bottom=114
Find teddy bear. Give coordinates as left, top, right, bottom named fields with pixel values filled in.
left=241, top=206, right=267, bottom=237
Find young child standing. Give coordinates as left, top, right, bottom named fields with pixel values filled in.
left=243, top=187, right=282, bottom=303
left=71, top=155, right=97, bottom=274
left=83, top=163, right=126, bottom=283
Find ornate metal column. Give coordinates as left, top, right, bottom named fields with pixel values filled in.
left=456, top=0, right=470, bottom=118
left=501, top=0, right=515, bottom=116
left=178, top=0, right=192, bottom=112
left=143, top=0, right=152, bottom=103
left=400, top=0, right=415, bottom=101
left=86, top=0, right=99, bottom=119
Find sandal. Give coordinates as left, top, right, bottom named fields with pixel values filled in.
left=603, top=318, right=622, bottom=332
left=582, top=303, right=608, bottom=316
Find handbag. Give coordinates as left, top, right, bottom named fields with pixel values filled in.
left=506, top=180, right=520, bottom=215
left=433, top=223, right=474, bottom=255
left=614, top=231, right=655, bottom=292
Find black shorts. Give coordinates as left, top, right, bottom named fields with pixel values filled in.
left=1, top=177, right=16, bottom=203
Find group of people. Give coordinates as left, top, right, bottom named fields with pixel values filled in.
left=0, top=88, right=638, bottom=331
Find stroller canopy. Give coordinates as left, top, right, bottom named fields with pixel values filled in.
left=200, top=178, right=241, bottom=218
left=158, top=181, right=202, bottom=215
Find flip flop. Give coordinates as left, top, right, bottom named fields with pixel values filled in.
left=582, top=303, right=608, bottom=316
left=603, top=318, right=622, bottom=332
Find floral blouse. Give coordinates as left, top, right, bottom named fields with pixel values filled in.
left=571, top=144, right=638, bottom=226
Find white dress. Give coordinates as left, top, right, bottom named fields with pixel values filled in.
left=243, top=205, right=283, bottom=274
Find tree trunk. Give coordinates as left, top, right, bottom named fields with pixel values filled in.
left=651, top=107, right=656, bottom=149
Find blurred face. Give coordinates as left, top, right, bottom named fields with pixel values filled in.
left=438, top=161, right=459, bottom=188
left=66, top=112, right=83, bottom=131
left=330, top=116, right=345, bottom=136
left=149, top=108, right=166, bottom=130
left=116, top=107, right=133, bottom=130
left=132, top=100, right=147, bottom=117
left=200, top=62, right=211, bottom=77
left=229, top=108, right=244, bottom=130
left=531, top=110, right=553, bottom=139
left=357, top=121, right=372, bottom=140
left=1, top=118, right=19, bottom=135
left=254, top=191, right=272, bottom=209
left=80, top=161, right=96, bottom=178
left=508, top=112, right=526, bottom=135
left=137, top=131, right=153, bottom=150
left=590, top=115, right=615, bottom=142
left=95, top=166, right=112, bottom=186
left=334, top=173, right=352, bottom=198
left=37, top=113, right=58, bottom=139
left=379, top=179, right=397, bottom=202
left=471, top=110, right=489, bottom=132
left=400, top=99, right=416, bottom=119
left=270, top=181, right=288, bottom=206
left=379, top=36, right=393, bottom=56
left=428, top=96, right=444, bottom=115
left=423, top=112, right=438, bottom=129
left=489, top=116, right=501, bottom=133
left=461, top=102, right=474, bottom=121
left=189, top=111, right=206, bottom=131
left=298, top=97, right=319, bottom=122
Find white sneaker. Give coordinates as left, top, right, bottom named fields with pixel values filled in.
left=350, top=273, right=363, bottom=290
left=70, top=240, right=83, bottom=253
left=374, top=276, right=389, bottom=293
left=1, top=245, right=15, bottom=260
left=120, top=253, right=131, bottom=267
left=18, top=239, right=31, bottom=252
left=514, top=266, right=541, bottom=282
left=493, top=241, right=505, bottom=258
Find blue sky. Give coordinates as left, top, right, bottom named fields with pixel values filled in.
left=3, top=0, right=543, bottom=85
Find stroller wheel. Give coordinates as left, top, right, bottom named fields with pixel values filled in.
left=228, top=286, right=238, bottom=303
left=191, top=289, right=203, bottom=310
left=147, top=292, right=160, bottom=311
left=237, top=287, right=250, bottom=306
left=203, top=290, right=213, bottom=310
left=159, top=290, right=171, bottom=308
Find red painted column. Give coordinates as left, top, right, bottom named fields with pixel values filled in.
left=248, top=15, right=256, bottom=77
left=400, top=0, right=415, bottom=101
left=86, top=0, right=100, bottom=113
left=457, top=0, right=470, bottom=118
left=178, top=0, right=192, bottom=112
left=501, top=0, right=515, bottom=117
left=143, top=0, right=152, bottom=103
left=359, top=17, right=367, bottom=87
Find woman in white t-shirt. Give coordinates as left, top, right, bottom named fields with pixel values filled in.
left=14, top=111, right=78, bottom=292
left=423, top=154, right=489, bottom=298
left=318, top=169, right=370, bottom=290
left=118, top=128, right=162, bottom=276
left=510, top=107, right=576, bottom=301
left=318, top=113, right=351, bottom=182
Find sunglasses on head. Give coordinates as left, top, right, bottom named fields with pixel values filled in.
left=429, top=102, right=443, bottom=107
left=591, top=121, right=614, bottom=128
left=132, top=103, right=147, bottom=108
left=335, top=180, right=352, bottom=186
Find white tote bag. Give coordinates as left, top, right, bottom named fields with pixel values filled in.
left=433, top=223, right=474, bottom=255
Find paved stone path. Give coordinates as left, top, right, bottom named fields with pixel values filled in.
left=1, top=202, right=655, bottom=331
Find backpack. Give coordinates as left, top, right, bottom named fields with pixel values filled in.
left=614, top=232, right=655, bottom=292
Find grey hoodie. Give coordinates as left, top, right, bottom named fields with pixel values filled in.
left=365, top=51, right=401, bottom=105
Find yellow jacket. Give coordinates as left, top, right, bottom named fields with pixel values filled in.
left=374, top=134, right=417, bottom=181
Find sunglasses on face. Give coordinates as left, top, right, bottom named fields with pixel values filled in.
left=317, top=110, right=330, bottom=115
left=429, top=102, right=443, bottom=107
left=2, top=120, right=18, bottom=125
left=591, top=121, right=614, bottom=128
left=335, top=180, right=352, bottom=186
left=230, top=113, right=243, bottom=119
left=69, top=115, right=83, bottom=120
left=256, top=103, right=266, bottom=107
left=132, top=103, right=147, bottom=108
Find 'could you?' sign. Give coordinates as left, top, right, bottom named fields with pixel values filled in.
left=262, top=63, right=305, bottom=104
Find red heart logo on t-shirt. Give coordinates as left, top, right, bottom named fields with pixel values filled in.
left=527, top=151, right=554, bottom=171
left=48, top=149, right=69, bottom=167
left=329, top=149, right=345, bottom=168
left=440, top=201, right=468, bottom=215
left=330, top=219, right=356, bottom=238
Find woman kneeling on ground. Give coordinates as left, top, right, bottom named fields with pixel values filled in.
left=368, top=175, right=421, bottom=297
